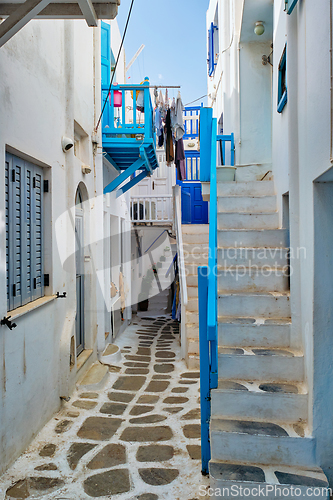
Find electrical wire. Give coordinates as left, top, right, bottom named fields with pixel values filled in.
left=95, top=0, right=136, bottom=132
left=184, top=94, right=208, bottom=106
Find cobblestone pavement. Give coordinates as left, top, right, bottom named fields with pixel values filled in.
left=0, top=314, right=209, bottom=500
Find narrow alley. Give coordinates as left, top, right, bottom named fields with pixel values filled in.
left=0, top=294, right=208, bottom=500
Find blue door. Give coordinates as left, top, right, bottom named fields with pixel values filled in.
left=177, top=151, right=208, bottom=224
left=180, top=182, right=208, bottom=224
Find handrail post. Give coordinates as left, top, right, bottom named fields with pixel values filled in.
left=143, top=77, right=150, bottom=140
left=198, top=265, right=210, bottom=475
left=200, top=107, right=213, bottom=182
left=231, top=132, right=235, bottom=166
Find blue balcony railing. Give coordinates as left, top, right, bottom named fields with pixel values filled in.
left=101, top=77, right=159, bottom=196
left=102, top=76, right=155, bottom=142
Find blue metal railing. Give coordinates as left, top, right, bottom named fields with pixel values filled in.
left=198, top=107, right=235, bottom=474
left=102, top=76, right=155, bottom=143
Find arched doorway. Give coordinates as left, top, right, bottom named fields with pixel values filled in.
left=75, top=186, right=85, bottom=356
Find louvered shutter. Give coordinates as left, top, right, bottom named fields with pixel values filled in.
left=32, top=165, right=43, bottom=301
left=5, top=157, right=11, bottom=310
left=5, top=153, right=44, bottom=311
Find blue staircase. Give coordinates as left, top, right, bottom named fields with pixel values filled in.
left=102, top=77, right=159, bottom=197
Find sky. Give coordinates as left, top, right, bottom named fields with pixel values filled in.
left=117, top=0, right=209, bottom=107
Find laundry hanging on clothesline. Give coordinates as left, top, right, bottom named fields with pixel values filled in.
left=153, top=88, right=186, bottom=178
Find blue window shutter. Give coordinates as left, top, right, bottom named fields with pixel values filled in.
left=101, top=21, right=111, bottom=87
left=5, top=153, right=44, bottom=311
left=31, top=164, right=44, bottom=301
left=208, top=23, right=214, bottom=76
left=7, top=155, right=24, bottom=310
left=285, top=0, right=298, bottom=14
left=5, top=156, right=11, bottom=310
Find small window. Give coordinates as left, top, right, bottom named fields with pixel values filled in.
left=277, top=45, right=287, bottom=113
left=208, top=21, right=218, bottom=77
left=285, top=0, right=298, bottom=15
left=5, top=152, right=44, bottom=311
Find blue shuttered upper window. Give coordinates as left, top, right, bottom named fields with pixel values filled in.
left=285, top=0, right=298, bottom=14
left=5, top=153, right=44, bottom=311
left=208, top=22, right=218, bottom=77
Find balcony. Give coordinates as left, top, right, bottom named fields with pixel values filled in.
left=102, top=77, right=159, bottom=197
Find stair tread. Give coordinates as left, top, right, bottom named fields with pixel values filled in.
left=209, top=460, right=328, bottom=488
left=218, top=347, right=303, bottom=357
left=211, top=418, right=307, bottom=439
left=219, top=291, right=290, bottom=297
left=215, top=379, right=307, bottom=395
left=219, top=316, right=291, bottom=324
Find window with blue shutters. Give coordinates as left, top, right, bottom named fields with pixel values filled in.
left=285, top=0, right=298, bottom=14
left=5, top=153, right=44, bottom=311
left=208, top=22, right=218, bottom=77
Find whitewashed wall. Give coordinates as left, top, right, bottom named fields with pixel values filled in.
left=207, top=0, right=333, bottom=483
left=0, top=17, right=129, bottom=474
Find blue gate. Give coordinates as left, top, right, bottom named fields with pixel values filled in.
left=178, top=106, right=208, bottom=224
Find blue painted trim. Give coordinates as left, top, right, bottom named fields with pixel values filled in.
left=277, top=45, right=287, bottom=113
left=104, top=153, right=120, bottom=171
left=200, top=107, right=213, bottom=182
left=285, top=0, right=298, bottom=14
left=198, top=266, right=210, bottom=475
left=208, top=22, right=218, bottom=77
left=104, top=157, right=145, bottom=194
left=116, top=170, right=147, bottom=198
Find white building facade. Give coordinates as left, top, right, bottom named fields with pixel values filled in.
left=207, top=0, right=333, bottom=485
left=0, top=15, right=131, bottom=473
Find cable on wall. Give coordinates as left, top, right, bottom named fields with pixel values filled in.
left=95, top=0, right=136, bottom=132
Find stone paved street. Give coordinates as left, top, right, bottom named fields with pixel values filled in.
left=0, top=314, right=209, bottom=500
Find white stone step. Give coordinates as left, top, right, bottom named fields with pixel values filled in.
left=184, top=253, right=209, bottom=265
left=186, top=297, right=199, bottom=313
left=218, top=195, right=277, bottom=213
left=218, top=229, right=288, bottom=248
left=185, top=262, right=208, bottom=277
left=181, top=224, right=209, bottom=234
left=77, top=362, right=109, bottom=391
left=209, top=461, right=329, bottom=500
left=211, top=381, right=307, bottom=423
left=186, top=324, right=199, bottom=339
left=218, top=348, right=304, bottom=383
left=218, top=247, right=289, bottom=268
left=218, top=268, right=289, bottom=293
left=187, top=286, right=199, bottom=299
left=186, top=275, right=200, bottom=287
left=187, top=357, right=200, bottom=370
left=182, top=232, right=209, bottom=245
left=218, top=318, right=291, bottom=348
left=187, top=337, right=199, bottom=355
left=218, top=212, right=279, bottom=230
left=183, top=243, right=209, bottom=255
left=218, top=293, right=291, bottom=319
left=210, top=418, right=316, bottom=467
left=185, top=310, right=199, bottom=324
left=218, top=180, right=275, bottom=197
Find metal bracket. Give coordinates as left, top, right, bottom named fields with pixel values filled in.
left=1, top=316, right=17, bottom=330
left=56, top=292, right=67, bottom=298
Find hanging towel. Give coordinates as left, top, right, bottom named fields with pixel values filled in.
left=155, top=107, right=162, bottom=136
left=158, top=128, right=164, bottom=147
left=174, top=94, right=185, bottom=141
left=165, top=108, right=174, bottom=165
